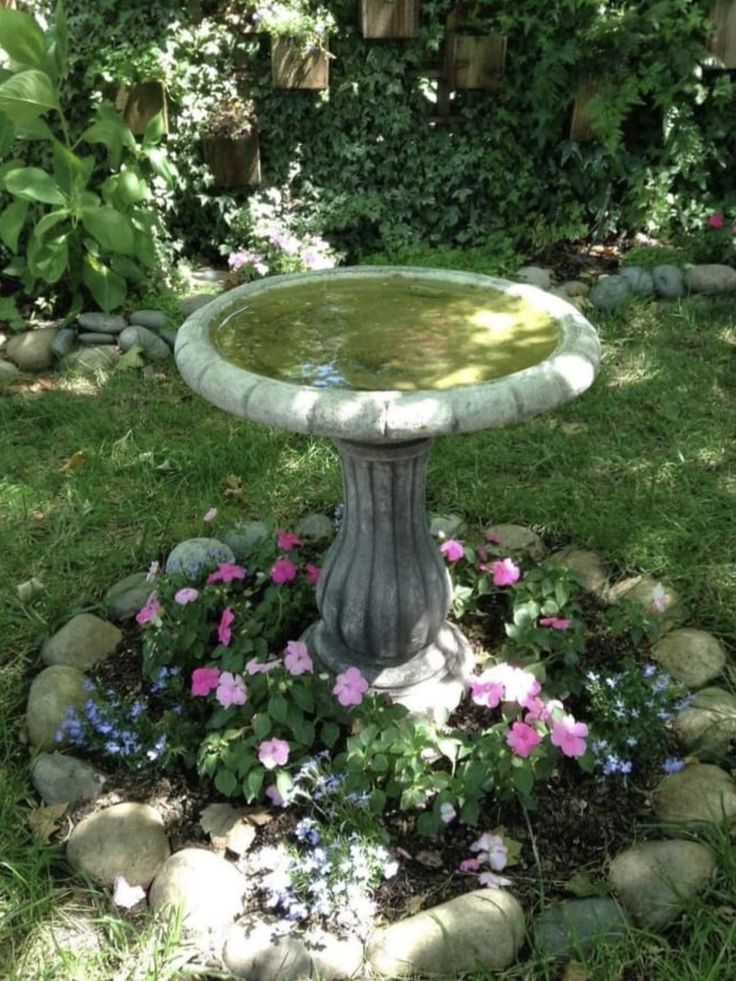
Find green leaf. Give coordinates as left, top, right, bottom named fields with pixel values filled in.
left=0, top=10, right=47, bottom=67
left=214, top=767, right=237, bottom=796
left=253, top=713, right=271, bottom=740
left=275, top=769, right=293, bottom=801
left=0, top=199, right=28, bottom=251
left=144, top=145, right=176, bottom=185
left=117, top=169, right=148, bottom=205
left=291, top=684, right=314, bottom=714
left=82, top=255, right=126, bottom=312
left=27, top=230, right=68, bottom=283
left=0, top=70, right=58, bottom=125
left=417, top=811, right=440, bottom=838
left=245, top=766, right=264, bottom=801
left=110, top=254, right=146, bottom=284
left=372, top=753, right=389, bottom=773
left=369, top=788, right=386, bottom=814
left=53, top=1, right=69, bottom=77
left=0, top=111, right=14, bottom=156
left=268, top=694, right=288, bottom=725
left=512, top=765, right=534, bottom=799
left=33, top=208, right=68, bottom=241
left=460, top=798, right=480, bottom=826
left=81, top=207, right=134, bottom=256
left=320, top=721, right=340, bottom=748
left=52, top=142, right=92, bottom=197
left=81, top=104, right=135, bottom=168
left=143, top=110, right=165, bottom=146
left=133, top=228, right=157, bottom=269
left=15, top=117, right=54, bottom=141
left=4, top=166, right=65, bottom=205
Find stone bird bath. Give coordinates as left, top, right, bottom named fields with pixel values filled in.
left=175, top=267, right=600, bottom=712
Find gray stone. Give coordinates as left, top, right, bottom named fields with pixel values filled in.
left=118, top=325, right=171, bottom=362
left=654, top=762, right=736, bottom=828
left=159, top=328, right=177, bottom=351
left=26, top=665, right=91, bottom=751
left=485, top=523, right=545, bottom=560
left=41, top=613, right=122, bottom=671
left=674, top=688, right=736, bottom=761
left=78, top=332, right=117, bottom=345
left=590, top=275, right=632, bottom=311
left=547, top=548, right=608, bottom=597
left=77, top=313, right=127, bottom=334
left=620, top=266, right=654, bottom=295
left=609, top=839, right=716, bottom=930
left=222, top=522, right=269, bottom=562
left=66, top=802, right=170, bottom=887
left=366, top=888, right=525, bottom=977
left=129, top=309, right=167, bottom=331
left=31, top=752, right=106, bottom=807
left=652, top=628, right=726, bottom=688
left=63, top=346, right=118, bottom=374
left=5, top=327, right=59, bottom=371
left=684, top=264, right=736, bottom=294
left=0, top=358, right=20, bottom=385
left=50, top=327, right=77, bottom=360
left=105, top=572, right=153, bottom=621
left=653, top=265, right=686, bottom=299
left=295, top=512, right=334, bottom=542
left=165, top=537, right=236, bottom=580
left=149, top=848, right=245, bottom=933
left=534, top=898, right=630, bottom=957
left=607, top=575, right=680, bottom=624
left=515, top=266, right=552, bottom=290
left=560, top=280, right=590, bottom=298
left=223, top=921, right=312, bottom=980
left=304, top=928, right=364, bottom=979
left=429, top=513, right=467, bottom=539
left=179, top=294, right=216, bottom=318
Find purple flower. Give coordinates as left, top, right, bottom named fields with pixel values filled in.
left=663, top=758, right=685, bottom=774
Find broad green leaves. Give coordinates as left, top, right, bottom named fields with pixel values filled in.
left=0, top=10, right=47, bottom=68
left=0, top=200, right=29, bottom=252
left=82, top=256, right=127, bottom=312
left=0, top=70, right=58, bottom=125
left=81, top=207, right=135, bottom=255
left=5, top=166, right=66, bottom=205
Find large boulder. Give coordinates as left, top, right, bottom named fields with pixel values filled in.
left=41, top=613, right=121, bottom=671
left=31, top=752, right=106, bottom=807
left=684, top=264, right=736, bottom=294
left=149, top=848, right=246, bottom=932
left=165, top=538, right=236, bottom=580
left=6, top=327, right=59, bottom=371
left=534, top=898, right=630, bottom=956
left=26, top=665, right=91, bottom=751
left=674, top=688, right=736, bottom=761
left=654, top=762, right=736, bottom=828
left=66, top=802, right=170, bottom=887
left=652, top=629, right=726, bottom=688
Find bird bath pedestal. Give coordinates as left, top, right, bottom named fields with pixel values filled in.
left=176, top=267, right=600, bottom=713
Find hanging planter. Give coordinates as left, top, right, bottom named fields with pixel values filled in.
left=271, top=37, right=330, bottom=89
left=444, top=34, right=507, bottom=91
left=201, top=98, right=261, bottom=188
left=114, top=81, right=169, bottom=136
left=360, top=0, right=420, bottom=39
left=708, top=2, right=736, bottom=68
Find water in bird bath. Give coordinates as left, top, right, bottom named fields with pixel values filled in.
left=212, top=274, right=561, bottom=391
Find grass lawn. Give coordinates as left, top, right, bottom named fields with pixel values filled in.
left=1, top=276, right=735, bottom=979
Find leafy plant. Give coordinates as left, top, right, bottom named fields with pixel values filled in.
left=255, top=0, right=336, bottom=52
left=0, top=2, right=175, bottom=313
left=201, top=96, right=258, bottom=139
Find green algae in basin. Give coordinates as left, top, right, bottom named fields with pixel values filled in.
left=212, top=275, right=562, bottom=391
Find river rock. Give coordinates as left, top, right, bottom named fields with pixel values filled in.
left=652, top=628, right=726, bottom=688
left=5, top=327, right=59, bottom=371
left=159, top=328, right=177, bottom=351
left=609, top=839, right=716, bottom=930
left=129, top=309, right=167, bottom=331
left=674, top=688, right=736, bottom=761
left=304, top=927, right=364, bottom=979
left=179, top=294, right=216, bottom=318
left=653, top=265, right=685, bottom=299
left=560, top=280, right=590, bottom=298
left=50, top=327, right=77, bottom=360
left=165, top=537, right=236, bottom=580
left=547, top=548, right=608, bottom=597
left=0, top=358, right=20, bottom=385
left=149, top=848, right=246, bottom=932
left=684, top=264, right=736, bottom=294
left=105, top=571, right=153, bottom=621
left=118, top=325, right=171, bottom=362
left=41, top=613, right=121, bottom=671
left=607, top=575, right=680, bottom=623
left=653, top=762, right=736, bottom=828
left=515, top=266, right=552, bottom=290
left=31, top=752, right=106, bottom=807
left=366, top=888, right=525, bottom=977
left=534, top=898, right=630, bottom=956
left=620, top=266, right=654, bottom=295
left=222, top=921, right=312, bottom=980
left=429, top=513, right=467, bottom=539
left=77, top=313, right=127, bottom=334
left=26, top=666, right=91, bottom=751
left=66, top=803, right=170, bottom=887
left=63, top=346, right=118, bottom=374
left=78, top=332, right=117, bottom=346
left=590, top=276, right=632, bottom=312
left=484, top=523, right=545, bottom=560
left=295, top=512, right=335, bottom=543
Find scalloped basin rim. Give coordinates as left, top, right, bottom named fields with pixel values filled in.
left=175, top=266, right=602, bottom=444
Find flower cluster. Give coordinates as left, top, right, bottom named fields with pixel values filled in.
left=459, top=830, right=512, bottom=889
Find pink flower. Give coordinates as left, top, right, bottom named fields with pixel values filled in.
left=439, top=539, right=465, bottom=562
left=304, top=563, right=321, bottom=586
left=215, top=671, right=247, bottom=707
left=468, top=673, right=504, bottom=709
left=258, top=737, right=290, bottom=769
left=218, top=607, right=235, bottom=646
left=478, top=871, right=511, bottom=889
left=708, top=212, right=725, bottom=229
left=276, top=529, right=302, bottom=551
left=246, top=658, right=280, bottom=675
left=492, top=558, right=521, bottom=587
left=459, top=858, right=481, bottom=872
left=265, top=784, right=284, bottom=806
left=271, top=557, right=298, bottom=584
left=136, top=595, right=162, bottom=626
left=191, top=666, right=221, bottom=696
left=470, top=663, right=540, bottom=708
left=551, top=715, right=589, bottom=758
left=174, top=587, right=199, bottom=605
left=333, top=666, right=370, bottom=707
left=203, top=507, right=218, bottom=523
left=523, top=695, right=550, bottom=724
left=470, top=832, right=508, bottom=870
left=506, top=721, right=542, bottom=758
left=283, top=640, right=313, bottom=676
left=486, top=533, right=502, bottom=545
left=539, top=616, right=571, bottom=630
left=207, top=562, right=247, bottom=584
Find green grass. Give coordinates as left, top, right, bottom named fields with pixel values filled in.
left=1, top=282, right=735, bottom=978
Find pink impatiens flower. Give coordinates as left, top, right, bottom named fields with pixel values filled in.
left=469, top=663, right=540, bottom=709
left=215, top=671, right=247, bottom=707
left=539, top=616, right=571, bottom=630
left=492, top=558, right=521, bottom=587
left=258, top=737, right=290, bottom=769
left=276, top=529, right=302, bottom=551
left=333, top=666, right=370, bottom=707
left=283, top=640, right=313, bottom=676
left=246, top=658, right=280, bottom=675
left=439, top=539, right=465, bottom=562
left=551, top=714, right=589, bottom=758
left=470, top=831, right=508, bottom=871
left=459, top=858, right=481, bottom=872
left=174, top=587, right=199, bottom=605
left=506, top=721, right=542, bottom=758
left=265, top=784, right=284, bottom=806
left=136, top=595, right=162, bottom=626
left=207, top=562, right=247, bottom=584
left=468, top=673, right=505, bottom=709
left=191, top=666, right=221, bottom=696
left=478, top=870, right=512, bottom=889
left=304, top=563, right=321, bottom=586
left=271, top=557, right=298, bottom=584
left=218, top=607, right=235, bottom=646
left=708, top=212, right=725, bottom=229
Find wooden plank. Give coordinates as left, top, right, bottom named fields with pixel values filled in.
left=361, top=0, right=420, bottom=39
left=115, top=82, right=169, bottom=136
left=271, top=38, right=330, bottom=90
left=709, top=2, right=736, bottom=68
left=202, top=134, right=261, bottom=188
left=444, top=34, right=507, bottom=90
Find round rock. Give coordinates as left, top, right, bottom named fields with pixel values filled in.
left=652, top=265, right=685, bottom=299
left=484, top=523, right=545, bottom=560
left=31, top=752, right=106, bottom=807
left=514, top=266, right=552, bottom=290
left=26, top=665, right=91, bottom=751
left=295, top=512, right=335, bottom=543
left=118, top=325, right=171, bottom=362
left=221, top=522, right=269, bottom=561
left=105, top=571, right=154, bottom=621
left=366, top=888, right=525, bottom=977
left=179, top=294, right=216, bottom=318
left=674, top=688, right=736, bottom=761
left=303, top=928, right=364, bottom=980
left=607, top=575, right=680, bottom=623
left=41, top=613, right=121, bottom=671
left=5, top=327, right=59, bottom=371
left=609, top=839, right=716, bottom=930
left=620, top=266, right=654, bottom=295
left=50, top=327, right=77, bottom=360
left=165, top=537, right=236, bottom=580
left=149, top=848, right=245, bottom=932
left=223, top=921, right=312, bottom=980
left=77, top=313, right=127, bottom=334
left=654, top=762, right=736, bottom=828
left=78, top=332, right=117, bottom=346
left=129, top=309, right=167, bottom=332
left=534, top=898, right=630, bottom=957
left=0, top=358, right=20, bottom=385
left=63, top=346, right=118, bottom=374
left=590, top=275, right=632, bottom=312
left=547, top=548, right=608, bottom=597
left=429, top=513, right=467, bottom=539
left=684, top=264, right=736, bottom=294
left=560, top=280, right=590, bottom=298
left=652, top=628, right=726, bottom=688
left=66, top=802, right=170, bottom=887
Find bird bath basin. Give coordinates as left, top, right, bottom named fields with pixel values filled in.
left=176, top=267, right=601, bottom=712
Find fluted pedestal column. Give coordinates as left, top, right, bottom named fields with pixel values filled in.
left=308, top=438, right=473, bottom=710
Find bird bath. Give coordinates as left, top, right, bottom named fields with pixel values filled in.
left=175, top=267, right=600, bottom=712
